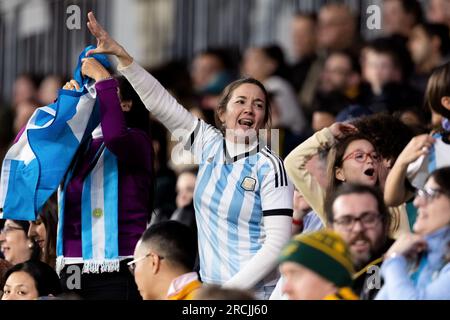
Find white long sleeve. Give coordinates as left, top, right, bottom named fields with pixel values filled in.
left=223, top=215, right=292, bottom=289
left=118, top=60, right=197, bottom=134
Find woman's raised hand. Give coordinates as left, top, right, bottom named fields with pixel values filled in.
left=81, top=57, right=111, bottom=82
left=63, top=80, right=80, bottom=91
left=329, top=122, right=358, bottom=139
left=86, top=12, right=133, bottom=67
left=396, top=134, right=435, bottom=168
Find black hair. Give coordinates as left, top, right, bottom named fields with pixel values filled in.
left=139, top=221, right=197, bottom=271
left=260, top=44, right=292, bottom=81
left=2, top=260, right=62, bottom=297
left=389, top=0, right=424, bottom=25
left=324, top=183, right=391, bottom=232
left=365, top=35, right=414, bottom=81
left=428, top=167, right=450, bottom=196
left=117, top=76, right=150, bottom=133
left=33, top=195, right=58, bottom=268
left=419, top=23, right=450, bottom=57
left=293, top=11, right=317, bottom=24
left=328, top=49, right=361, bottom=74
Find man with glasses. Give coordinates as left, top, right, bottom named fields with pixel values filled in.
left=128, top=221, right=201, bottom=300
left=324, top=183, right=394, bottom=299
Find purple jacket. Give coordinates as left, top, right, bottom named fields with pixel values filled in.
left=63, top=79, right=153, bottom=257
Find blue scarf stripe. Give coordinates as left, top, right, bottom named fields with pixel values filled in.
left=103, top=148, right=119, bottom=260
left=56, top=188, right=65, bottom=257
left=81, top=173, right=93, bottom=260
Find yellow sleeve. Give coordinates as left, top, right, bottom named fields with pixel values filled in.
left=284, top=128, right=335, bottom=225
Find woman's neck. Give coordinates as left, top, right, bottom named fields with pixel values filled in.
left=224, top=135, right=259, bottom=157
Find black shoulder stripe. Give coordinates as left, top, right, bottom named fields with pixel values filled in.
left=264, top=147, right=287, bottom=187
left=263, top=209, right=293, bottom=217
left=184, top=119, right=201, bottom=151
left=268, top=148, right=288, bottom=187
left=261, top=149, right=280, bottom=188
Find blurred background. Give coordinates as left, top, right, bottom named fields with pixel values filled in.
left=1, top=0, right=449, bottom=206
left=0, top=0, right=387, bottom=104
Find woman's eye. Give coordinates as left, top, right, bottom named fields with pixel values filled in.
left=255, top=104, right=264, bottom=108
left=236, top=100, right=244, bottom=104
left=18, top=291, right=27, bottom=295
left=355, top=153, right=365, bottom=160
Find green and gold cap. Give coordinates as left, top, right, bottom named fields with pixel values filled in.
left=279, top=229, right=355, bottom=287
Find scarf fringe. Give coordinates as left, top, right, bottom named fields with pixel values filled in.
left=56, top=256, right=121, bottom=275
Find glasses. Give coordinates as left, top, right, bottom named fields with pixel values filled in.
left=415, top=187, right=445, bottom=202
left=333, top=212, right=381, bottom=231
left=0, top=225, right=24, bottom=235
left=127, top=252, right=164, bottom=274
left=342, top=151, right=380, bottom=163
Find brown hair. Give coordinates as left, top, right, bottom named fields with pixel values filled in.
left=214, top=78, right=271, bottom=133
left=425, top=62, right=450, bottom=119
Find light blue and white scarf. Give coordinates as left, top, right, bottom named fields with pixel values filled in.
left=0, top=45, right=110, bottom=220
left=56, top=132, right=120, bottom=274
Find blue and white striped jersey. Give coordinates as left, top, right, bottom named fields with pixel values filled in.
left=185, top=120, right=293, bottom=286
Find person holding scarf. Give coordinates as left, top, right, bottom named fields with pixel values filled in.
left=57, top=58, right=153, bottom=300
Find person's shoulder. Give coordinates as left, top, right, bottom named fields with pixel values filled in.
left=259, top=146, right=281, bottom=163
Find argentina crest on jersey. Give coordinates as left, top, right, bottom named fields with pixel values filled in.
left=241, top=176, right=256, bottom=191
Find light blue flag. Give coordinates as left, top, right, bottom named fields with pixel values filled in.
left=0, top=46, right=110, bottom=220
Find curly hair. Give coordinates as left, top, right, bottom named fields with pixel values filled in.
left=351, top=113, right=415, bottom=163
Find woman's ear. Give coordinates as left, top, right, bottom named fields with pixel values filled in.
left=335, top=167, right=346, bottom=182
left=217, top=108, right=226, bottom=124
left=120, top=100, right=133, bottom=112
left=441, top=96, right=450, bottom=111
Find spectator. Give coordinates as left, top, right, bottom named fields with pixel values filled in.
left=242, top=45, right=307, bottom=136
left=324, top=184, right=394, bottom=299
left=56, top=59, right=153, bottom=300
left=291, top=189, right=312, bottom=235
left=279, top=229, right=358, bottom=300
left=385, top=62, right=450, bottom=207
left=317, top=3, right=358, bottom=53
left=172, top=168, right=197, bottom=234
left=285, top=122, right=410, bottom=236
left=352, top=113, right=416, bottom=191
left=12, top=74, right=40, bottom=109
left=376, top=167, right=450, bottom=299
left=28, top=197, right=58, bottom=269
left=86, top=12, right=294, bottom=300
left=0, top=220, right=39, bottom=265
left=13, top=98, right=39, bottom=135
left=1, top=260, right=61, bottom=300
left=127, top=221, right=200, bottom=300
left=149, top=120, right=177, bottom=225
left=360, top=36, right=420, bottom=114
left=290, top=12, right=319, bottom=93
left=319, top=50, right=361, bottom=97
left=426, top=0, right=450, bottom=29
left=38, top=75, right=64, bottom=106
left=382, top=0, right=423, bottom=37
left=408, top=23, right=450, bottom=94
left=190, top=48, right=235, bottom=125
